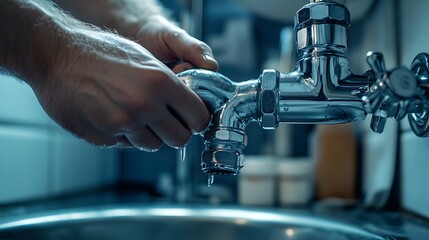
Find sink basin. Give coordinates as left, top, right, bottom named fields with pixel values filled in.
left=0, top=205, right=386, bottom=240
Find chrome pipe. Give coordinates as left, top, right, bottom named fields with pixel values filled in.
left=178, top=0, right=429, bottom=178
left=179, top=70, right=259, bottom=175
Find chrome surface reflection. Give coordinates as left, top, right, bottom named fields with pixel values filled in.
left=179, top=0, right=429, bottom=179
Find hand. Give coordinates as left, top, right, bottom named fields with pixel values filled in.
left=132, top=15, right=218, bottom=73
left=51, top=0, right=219, bottom=72
left=34, top=28, right=211, bottom=150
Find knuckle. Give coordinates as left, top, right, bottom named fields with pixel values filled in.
left=126, top=92, right=154, bottom=113
left=166, top=29, right=187, bottom=41
left=126, top=95, right=145, bottom=110
left=146, top=68, right=174, bottom=89
left=109, top=113, right=133, bottom=131
left=190, top=41, right=210, bottom=54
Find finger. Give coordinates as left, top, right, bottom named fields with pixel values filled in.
left=71, top=88, right=158, bottom=150
left=76, top=126, right=119, bottom=148
left=75, top=121, right=133, bottom=149
left=148, top=108, right=193, bottom=148
left=171, top=62, right=195, bottom=73
left=165, top=31, right=219, bottom=71
left=124, top=126, right=163, bottom=151
left=114, top=135, right=134, bottom=148
left=165, top=79, right=211, bottom=133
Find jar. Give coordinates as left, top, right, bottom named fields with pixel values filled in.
left=238, top=156, right=276, bottom=206
left=277, top=158, right=313, bottom=206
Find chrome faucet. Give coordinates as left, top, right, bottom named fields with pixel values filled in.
left=178, top=0, right=429, bottom=177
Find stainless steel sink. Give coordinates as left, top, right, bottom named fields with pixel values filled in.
left=0, top=205, right=386, bottom=240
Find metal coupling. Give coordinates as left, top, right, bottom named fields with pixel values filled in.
left=201, top=127, right=247, bottom=175
left=259, top=69, right=280, bottom=129
left=295, top=1, right=350, bottom=31
left=213, top=128, right=247, bottom=143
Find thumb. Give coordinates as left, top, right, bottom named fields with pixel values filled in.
left=165, top=30, right=219, bottom=71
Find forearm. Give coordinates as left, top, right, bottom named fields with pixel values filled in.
left=0, top=0, right=67, bottom=85
left=53, top=0, right=167, bottom=39
left=0, top=0, right=123, bottom=88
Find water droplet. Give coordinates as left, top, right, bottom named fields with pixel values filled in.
left=208, top=174, right=214, bottom=187
left=179, top=147, right=186, bottom=162
left=191, top=71, right=197, bottom=76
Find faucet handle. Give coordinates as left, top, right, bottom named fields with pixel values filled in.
left=364, top=52, right=425, bottom=134
left=408, top=53, right=429, bottom=137
left=366, top=51, right=387, bottom=79
left=364, top=52, right=395, bottom=133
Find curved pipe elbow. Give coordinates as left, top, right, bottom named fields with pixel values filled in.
left=218, top=81, right=259, bottom=129
left=178, top=69, right=259, bottom=129
left=177, top=69, right=236, bottom=114
left=178, top=69, right=260, bottom=175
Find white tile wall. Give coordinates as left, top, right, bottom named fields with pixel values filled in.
left=50, top=128, right=105, bottom=195
left=0, top=76, right=50, bottom=125
left=50, top=123, right=120, bottom=192
left=0, top=74, right=119, bottom=204
left=0, top=126, right=50, bottom=203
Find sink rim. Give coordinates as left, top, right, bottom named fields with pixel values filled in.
left=0, top=204, right=385, bottom=239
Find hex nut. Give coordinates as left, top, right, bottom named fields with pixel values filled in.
left=295, top=2, right=350, bottom=30
left=214, top=129, right=246, bottom=143
left=260, top=69, right=279, bottom=129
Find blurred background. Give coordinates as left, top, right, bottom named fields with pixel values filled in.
left=0, top=0, right=429, bottom=221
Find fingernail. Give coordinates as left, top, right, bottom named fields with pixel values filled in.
left=204, top=54, right=216, bottom=62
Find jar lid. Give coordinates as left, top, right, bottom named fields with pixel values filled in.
left=277, top=158, right=313, bottom=176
